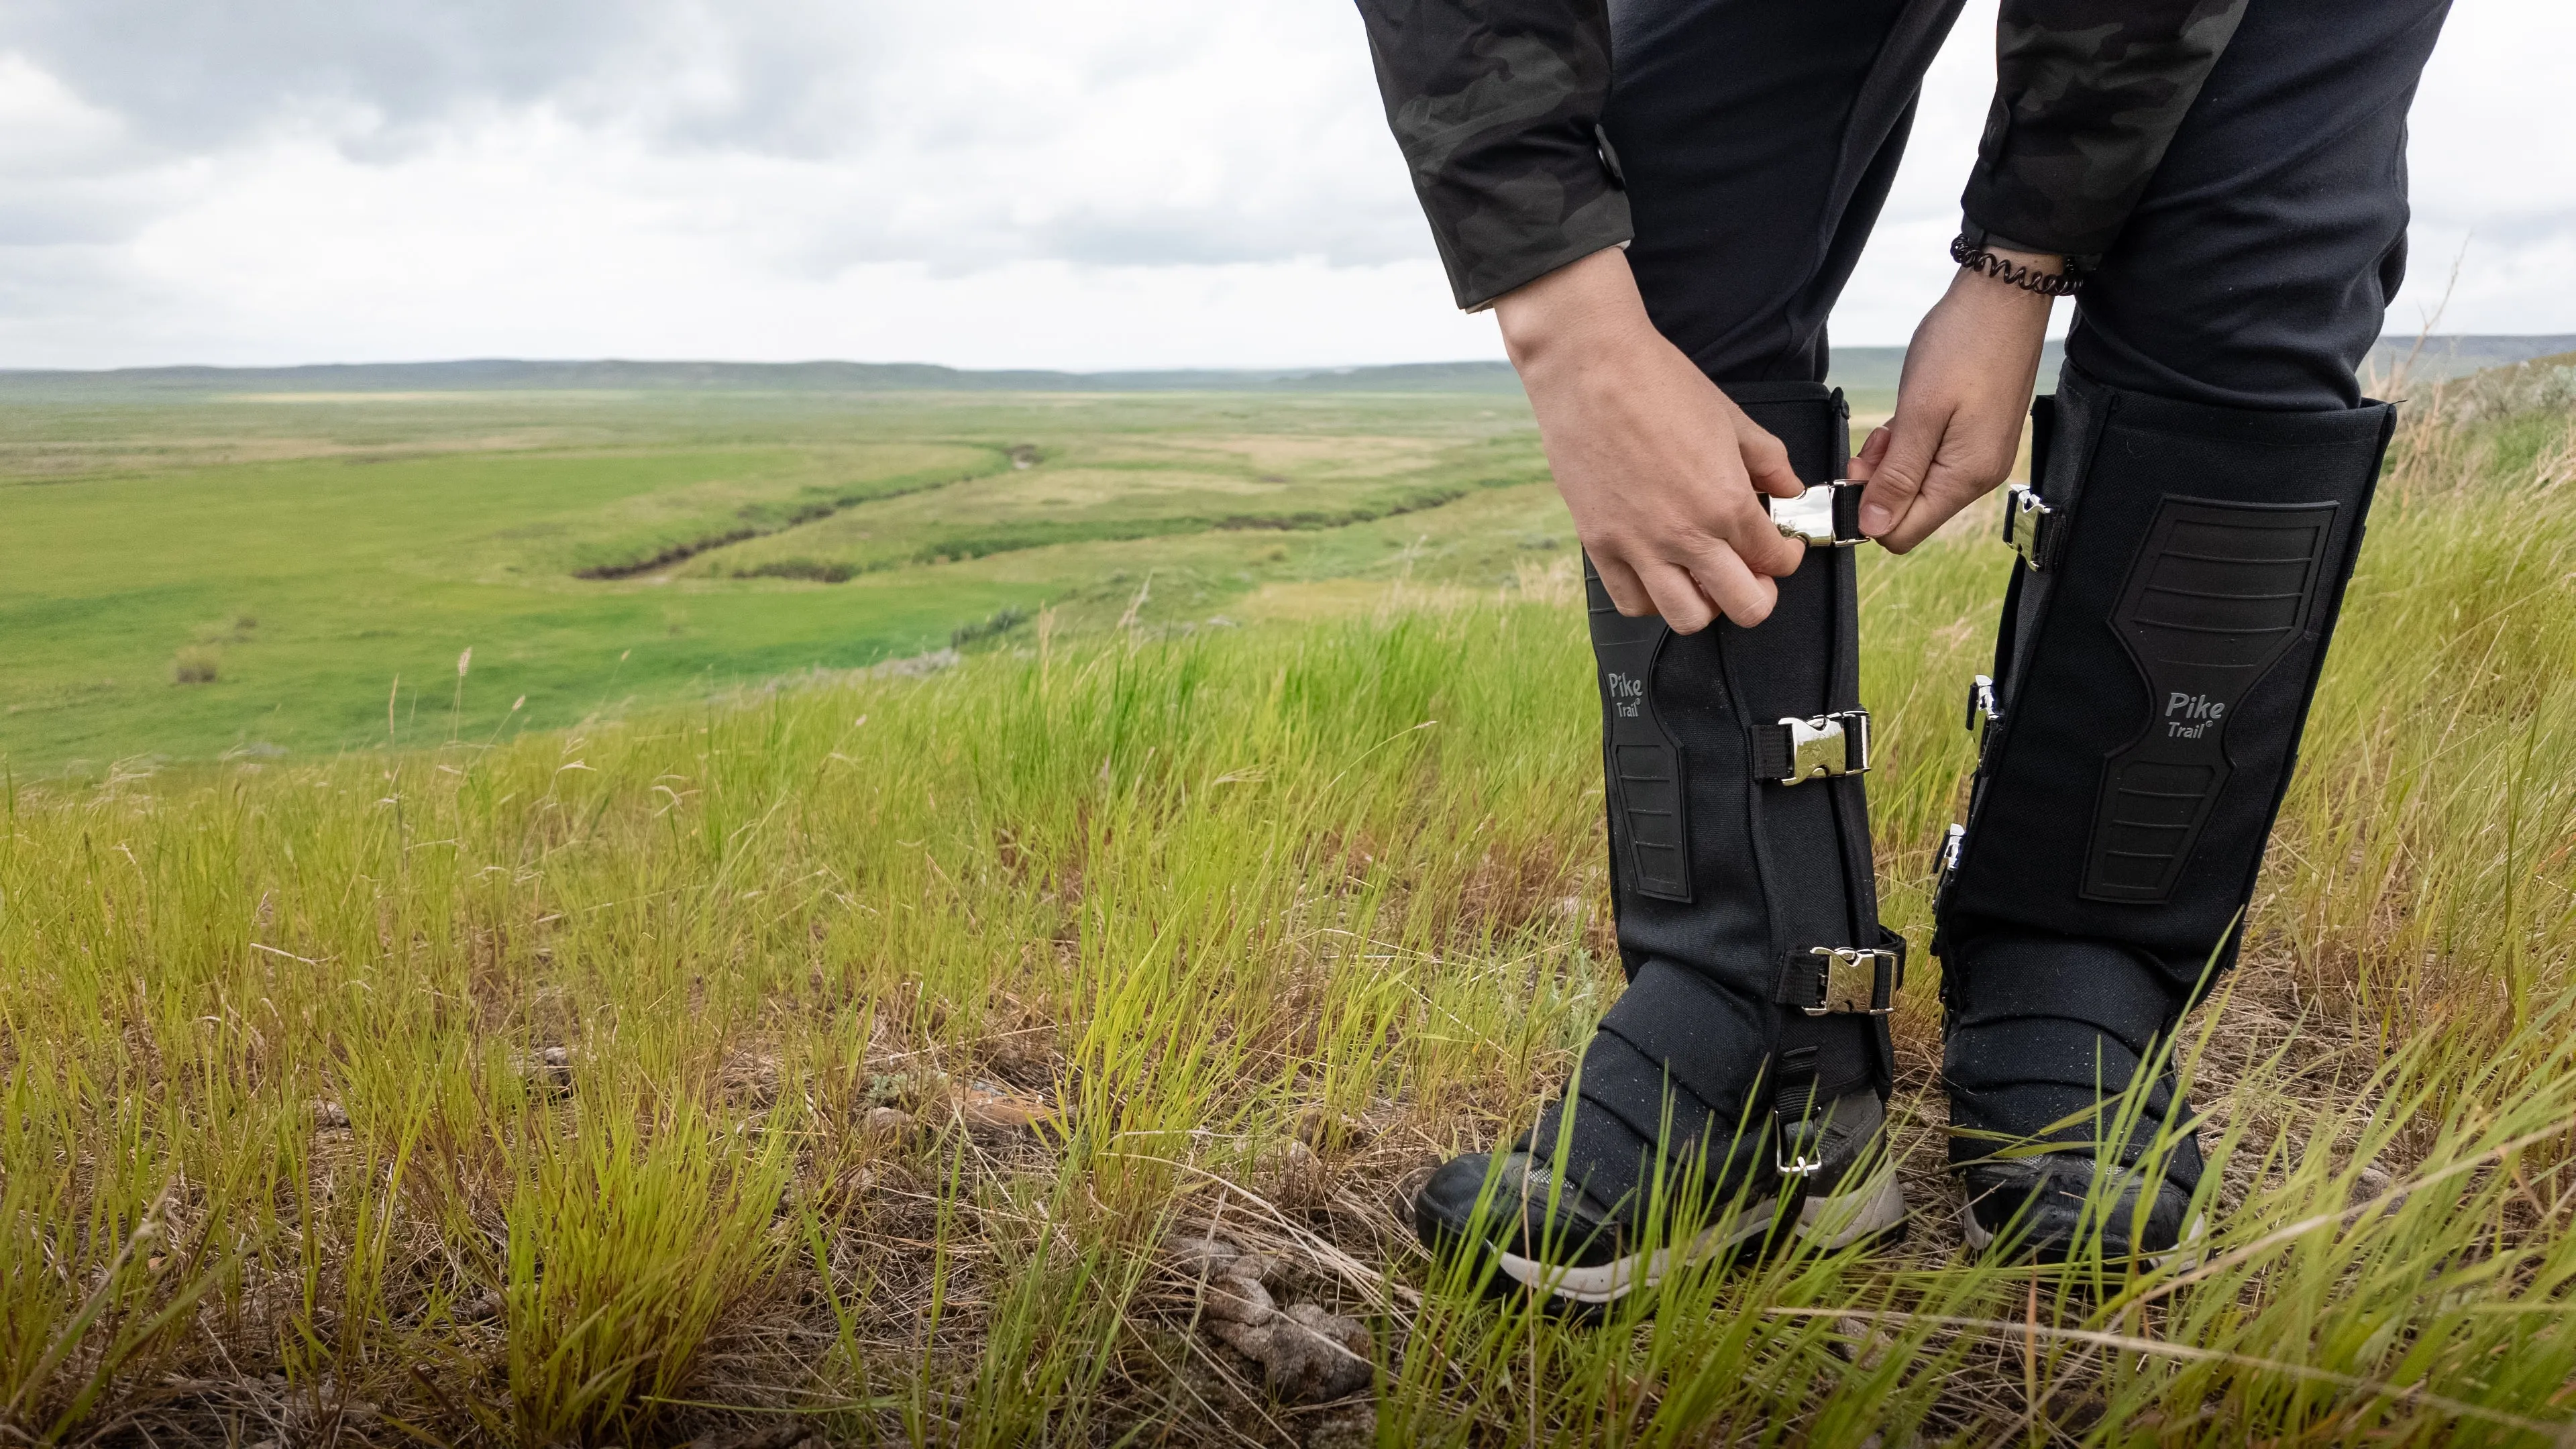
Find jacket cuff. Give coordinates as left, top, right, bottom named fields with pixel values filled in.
left=1957, top=216, right=2102, bottom=275
left=1452, top=211, right=1635, bottom=313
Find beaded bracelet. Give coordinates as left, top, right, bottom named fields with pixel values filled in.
left=1950, top=235, right=2084, bottom=296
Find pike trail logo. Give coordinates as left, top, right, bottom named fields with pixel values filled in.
left=1606, top=671, right=1644, bottom=719
left=2165, top=690, right=2225, bottom=739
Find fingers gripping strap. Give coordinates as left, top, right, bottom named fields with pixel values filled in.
left=2088, top=499, right=2339, bottom=902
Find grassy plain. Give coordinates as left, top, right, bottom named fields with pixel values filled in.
left=4, top=359, right=2576, bottom=1444
left=0, top=386, right=1572, bottom=773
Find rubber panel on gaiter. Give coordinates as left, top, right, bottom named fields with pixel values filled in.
left=1587, top=577, right=1690, bottom=902
left=2084, top=498, right=2338, bottom=903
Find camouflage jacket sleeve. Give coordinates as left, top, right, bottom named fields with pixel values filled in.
left=1960, top=0, right=2249, bottom=266
left=1353, top=0, right=1631, bottom=311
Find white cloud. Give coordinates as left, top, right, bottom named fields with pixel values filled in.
left=0, top=0, right=2567, bottom=370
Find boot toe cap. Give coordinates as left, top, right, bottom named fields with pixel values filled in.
left=1413, top=1150, right=1503, bottom=1253
left=1413, top=1150, right=1629, bottom=1270
left=1962, top=1153, right=2196, bottom=1265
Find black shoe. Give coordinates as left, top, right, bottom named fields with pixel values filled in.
left=1932, top=366, right=2395, bottom=1267
left=1958, top=1152, right=2200, bottom=1267
left=1414, top=1087, right=1903, bottom=1309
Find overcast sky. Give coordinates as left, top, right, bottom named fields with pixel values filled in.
left=0, top=0, right=2567, bottom=372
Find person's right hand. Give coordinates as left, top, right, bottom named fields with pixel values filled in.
left=1494, top=248, right=1809, bottom=632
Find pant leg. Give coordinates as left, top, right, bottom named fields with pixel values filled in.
left=2066, top=0, right=2455, bottom=411
left=1607, top=0, right=1966, bottom=382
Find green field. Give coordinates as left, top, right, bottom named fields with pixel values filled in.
left=0, top=384, right=1589, bottom=773
left=5, top=357, right=2575, bottom=1444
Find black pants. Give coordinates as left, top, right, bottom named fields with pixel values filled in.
left=1603, top=0, right=2452, bottom=411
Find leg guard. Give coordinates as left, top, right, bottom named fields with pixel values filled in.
left=1935, top=364, right=2395, bottom=1259
left=1416, top=383, right=1907, bottom=1303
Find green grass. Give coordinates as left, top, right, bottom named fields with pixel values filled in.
left=2, top=369, right=2573, bottom=1443
left=0, top=388, right=1556, bottom=772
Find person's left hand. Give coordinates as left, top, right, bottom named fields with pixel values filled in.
left=1850, top=250, right=2061, bottom=553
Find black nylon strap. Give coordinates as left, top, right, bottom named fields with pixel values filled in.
left=1750, top=719, right=1795, bottom=782
left=1831, top=480, right=1866, bottom=543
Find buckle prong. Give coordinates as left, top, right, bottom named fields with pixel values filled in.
left=1774, top=1085, right=1829, bottom=1178
left=2002, top=484, right=2055, bottom=570
left=1965, top=675, right=2000, bottom=743
left=1776, top=1133, right=1826, bottom=1179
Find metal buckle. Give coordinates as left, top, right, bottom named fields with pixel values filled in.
left=1936, top=823, right=1966, bottom=893
left=1801, top=946, right=1898, bottom=1016
left=1769, top=480, right=1868, bottom=547
left=1776, top=709, right=1870, bottom=786
left=1965, top=674, right=2000, bottom=743
left=1776, top=1126, right=1827, bottom=1179
left=2002, top=484, right=2053, bottom=570
left=1773, top=1084, right=1829, bottom=1178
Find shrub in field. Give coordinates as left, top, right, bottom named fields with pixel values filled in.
left=169, top=644, right=219, bottom=684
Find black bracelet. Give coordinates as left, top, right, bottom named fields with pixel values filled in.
left=1950, top=235, right=2083, bottom=296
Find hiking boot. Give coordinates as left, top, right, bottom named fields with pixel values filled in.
left=1415, top=1030, right=1904, bottom=1308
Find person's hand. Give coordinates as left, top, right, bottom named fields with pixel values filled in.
left=1851, top=250, right=2060, bottom=553
left=1495, top=248, right=1809, bottom=631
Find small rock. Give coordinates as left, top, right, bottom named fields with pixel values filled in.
left=311, top=1099, right=351, bottom=1132
left=281, top=1374, right=378, bottom=1434
left=2353, top=1163, right=2407, bottom=1214
left=518, top=1046, right=575, bottom=1095
left=2043, top=1387, right=2106, bottom=1432
left=1201, top=1275, right=1275, bottom=1326
left=1832, top=1315, right=1891, bottom=1372
left=1260, top=1138, right=1327, bottom=1208
left=863, top=1106, right=918, bottom=1140
left=1295, top=1106, right=1370, bottom=1151
left=988, top=1034, right=1053, bottom=1085
left=957, top=1079, right=1057, bottom=1132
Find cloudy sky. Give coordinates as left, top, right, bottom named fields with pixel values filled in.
left=0, top=0, right=2567, bottom=372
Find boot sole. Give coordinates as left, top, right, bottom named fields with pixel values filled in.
left=1490, top=1165, right=1908, bottom=1309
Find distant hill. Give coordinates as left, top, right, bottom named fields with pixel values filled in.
left=0, top=357, right=1532, bottom=398
left=1833, top=335, right=2576, bottom=397
left=1, top=335, right=2564, bottom=400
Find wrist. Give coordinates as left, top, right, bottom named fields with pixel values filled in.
left=1493, top=248, right=1653, bottom=373
left=1949, top=236, right=2080, bottom=299
left=1943, top=250, right=2060, bottom=317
